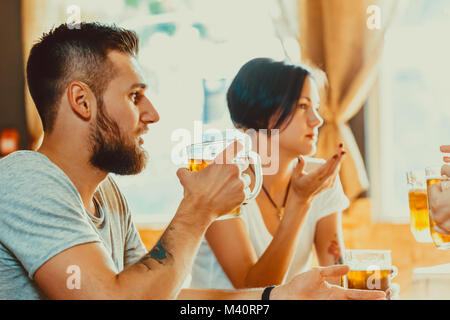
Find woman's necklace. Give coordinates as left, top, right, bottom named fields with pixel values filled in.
left=250, top=166, right=291, bottom=220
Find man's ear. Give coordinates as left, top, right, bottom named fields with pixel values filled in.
left=67, top=81, right=95, bottom=121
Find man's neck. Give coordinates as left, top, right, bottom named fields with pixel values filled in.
left=37, top=138, right=108, bottom=217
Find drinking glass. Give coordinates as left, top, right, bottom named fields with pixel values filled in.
left=186, top=138, right=262, bottom=220
left=343, top=249, right=398, bottom=291
left=406, top=170, right=432, bottom=242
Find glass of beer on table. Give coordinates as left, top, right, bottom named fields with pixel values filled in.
left=185, top=136, right=263, bottom=220
left=343, top=249, right=397, bottom=291
left=425, top=166, right=450, bottom=250
left=406, top=170, right=432, bottom=242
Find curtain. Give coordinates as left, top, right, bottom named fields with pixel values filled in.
left=21, top=0, right=49, bottom=150
left=21, top=0, right=63, bottom=150
left=297, top=0, right=398, bottom=199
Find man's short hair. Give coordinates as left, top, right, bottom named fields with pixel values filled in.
left=26, top=22, right=139, bottom=132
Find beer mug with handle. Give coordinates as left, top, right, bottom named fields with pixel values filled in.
left=406, top=170, right=432, bottom=243
left=186, top=135, right=262, bottom=220
left=343, top=249, right=398, bottom=292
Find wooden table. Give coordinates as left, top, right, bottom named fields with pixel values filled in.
left=410, top=263, right=450, bottom=299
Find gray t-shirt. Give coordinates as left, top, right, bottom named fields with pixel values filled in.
left=0, top=151, right=147, bottom=299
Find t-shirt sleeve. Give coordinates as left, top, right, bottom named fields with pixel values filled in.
left=124, top=213, right=147, bottom=267
left=102, top=175, right=146, bottom=268
left=0, top=155, right=102, bottom=279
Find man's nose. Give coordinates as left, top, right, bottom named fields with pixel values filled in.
left=140, top=97, right=160, bottom=124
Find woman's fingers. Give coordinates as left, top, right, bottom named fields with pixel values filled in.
left=322, top=144, right=346, bottom=179
left=309, top=144, right=345, bottom=186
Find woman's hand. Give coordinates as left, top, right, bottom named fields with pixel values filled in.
left=291, top=144, right=346, bottom=203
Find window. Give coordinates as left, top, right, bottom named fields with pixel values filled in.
left=369, top=0, right=450, bottom=222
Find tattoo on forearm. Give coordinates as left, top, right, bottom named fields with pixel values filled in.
left=328, top=237, right=343, bottom=265
left=139, top=239, right=173, bottom=270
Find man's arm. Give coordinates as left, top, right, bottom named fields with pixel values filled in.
left=35, top=198, right=212, bottom=299
left=177, top=265, right=386, bottom=300
left=35, top=141, right=247, bottom=299
left=34, top=200, right=386, bottom=300
left=177, top=288, right=263, bottom=300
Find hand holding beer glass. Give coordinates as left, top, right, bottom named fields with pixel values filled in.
left=427, top=145, right=450, bottom=236
left=343, top=250, right=398, bottom=296
left=425, top=166, right=450, bottom=249
left=185, top=137, right=262, bottom=220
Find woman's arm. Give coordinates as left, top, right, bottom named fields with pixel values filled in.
left=314, top=212, right=345, bottom=265
left=206, top=150, right=346, bottom=289
left=205, top=196, right=310, bottom=289
left=314, top=212, right=345, bottom=285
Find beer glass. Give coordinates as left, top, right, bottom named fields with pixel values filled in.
left=406, top=170, right=432, bottom=242
left=186, top=138, right=262, bottom=220
left=425, top=166, right=450, bottom=250
left=343, top=249, right=397, bottom=291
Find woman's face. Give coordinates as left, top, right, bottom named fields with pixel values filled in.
left=277, top=76, right=323, bottom=157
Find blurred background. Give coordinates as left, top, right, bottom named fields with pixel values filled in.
left=1, top=0, right=450, bottom=298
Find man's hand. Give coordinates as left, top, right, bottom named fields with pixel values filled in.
left=291, top=144, right=346, bottom=203
left=177, top=141, right=248, bottom=220
left=428, top=145, right=450, bottom=235
left=270, top=265, right=386, bottom=300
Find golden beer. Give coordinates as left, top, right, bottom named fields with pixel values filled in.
left=426, top=178, right=450, bottom=249
left=346, top=269, right=391, bottom=291
left=188, top=158, right=212, bottom=172
left=188, top=158, right=240, bottom=216
left=185, top=137, right=263, bottom=220
left=406, top=170, right=432, bottom=242
left=408, top=189, right=431, bottom=240
left=343, top=249, right=397, bottom=292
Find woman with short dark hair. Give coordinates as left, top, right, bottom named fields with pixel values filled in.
left=190, top=58, right=348, bottom=289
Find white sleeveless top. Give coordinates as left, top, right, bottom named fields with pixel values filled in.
left=190, top=157, right=350, bottom=289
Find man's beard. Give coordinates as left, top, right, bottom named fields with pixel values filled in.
left=89, top=99, right=148, bottom=175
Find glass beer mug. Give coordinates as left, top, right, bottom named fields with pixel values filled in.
left=425, top=166, right=450, bottom=250
left=185, top=136, right=263, bottom=220
left=343, top=249, right=398, bottom=291
left=406, top=170, right=432, bottom=242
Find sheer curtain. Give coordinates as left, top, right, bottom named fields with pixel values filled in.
left=297, top=0, right=398, bottom=199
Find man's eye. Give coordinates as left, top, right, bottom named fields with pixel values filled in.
left=130, top=92, right=140, bottom=103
